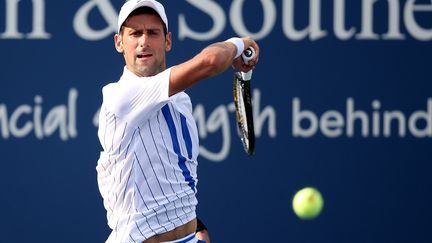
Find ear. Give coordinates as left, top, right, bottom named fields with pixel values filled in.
left=165, top=32, right=172, bottom=52
left=114, top=34, right=124, bottom=54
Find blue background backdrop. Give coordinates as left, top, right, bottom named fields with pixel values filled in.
left=1, top=0, right=431, bottom=242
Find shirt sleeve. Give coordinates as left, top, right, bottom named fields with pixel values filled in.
left=102, top=68, right=171, bottom=123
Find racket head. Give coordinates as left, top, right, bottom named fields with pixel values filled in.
left=233, top=72, right=255, bottom=155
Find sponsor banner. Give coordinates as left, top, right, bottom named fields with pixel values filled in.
left=1, top=1, right=431, bottom=242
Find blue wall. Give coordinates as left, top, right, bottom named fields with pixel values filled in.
left=1, top=0, right=431, bottom=242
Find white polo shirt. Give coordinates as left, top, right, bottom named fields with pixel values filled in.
left=96, top=67, right=199, bottom=243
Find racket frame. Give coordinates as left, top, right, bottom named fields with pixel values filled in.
left=233, top=71, right=255, bottom=155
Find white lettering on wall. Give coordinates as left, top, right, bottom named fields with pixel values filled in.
left=177, top=0, right=432, bottom=41
left=0, top=88, right=78, bottom=140
left=3, top=87, right=432, bottom=160
left=1, top=0, right=430, bottom=41
left=282, top=0, right=327, bottom=41
left=194, top=104, right=231, bottom=162
left=230, top=0, right=277, bottom=40
left=404, top=0, right=432, bottom=41
left=355, top=0, right=380, bottom=40
left=73, top=0, right=117, bottom=41
left=334, top=0, right=356, bottom=40
left=382, top=0, right=405, bottom=40
left=292, top=98, right=432, bottom=138
left=251, top=90, right=277, bottom=138
left=1, top=0, right=51, bottom=39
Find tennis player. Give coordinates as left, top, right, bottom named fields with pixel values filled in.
left=96, top=0, right=259, bottom=242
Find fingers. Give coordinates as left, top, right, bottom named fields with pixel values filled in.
left=250, top=42, right=260, bottom=66
left=232, top=56, right=251, bottom=73
left=230, top=36, right=260, bottom=72
left=241, top=36, right=260, bottom=68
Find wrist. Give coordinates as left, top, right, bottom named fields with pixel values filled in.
left=225, top=37, right=244, bottom=59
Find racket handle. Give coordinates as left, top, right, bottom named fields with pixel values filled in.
left=241, top=70, right=253, bottom=81
left=242, top=47, right=256, bottom=65
left=241, top=47, right=255, bottom=80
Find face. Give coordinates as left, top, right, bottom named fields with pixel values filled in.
left=114, top=14, right=172, bottom=77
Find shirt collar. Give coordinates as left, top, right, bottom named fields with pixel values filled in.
left=119, top=66, right=141, bottom=83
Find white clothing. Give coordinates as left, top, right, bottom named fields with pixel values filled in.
left=96, top=67, right=199, bottom=243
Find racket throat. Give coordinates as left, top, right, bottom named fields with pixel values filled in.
left=241, top=70, right=253, bottom=81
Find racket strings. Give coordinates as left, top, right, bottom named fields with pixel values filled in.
left=234, top=75, right=253, bottom=153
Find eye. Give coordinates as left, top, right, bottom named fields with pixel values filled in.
left=148, top=29, right=160, bottom=36
left=132, top=31, right=142, bottom=37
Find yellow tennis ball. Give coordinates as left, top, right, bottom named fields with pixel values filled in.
left=292, top=187, right=324, bottom=220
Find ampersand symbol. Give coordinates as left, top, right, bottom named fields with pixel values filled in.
left=74, top=0, right=118, bottom=41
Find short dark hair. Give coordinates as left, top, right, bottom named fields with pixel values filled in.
left=119, top=7, right=168, bottom=36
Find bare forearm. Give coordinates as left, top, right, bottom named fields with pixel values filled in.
left=169, top=37, right=259, bottom=96
left=169, top=41, right=237, bottom=96
left=199, top=42, right=237, bottom=76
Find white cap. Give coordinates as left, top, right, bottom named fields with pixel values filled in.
left=117, top=0, right=168, bottom=33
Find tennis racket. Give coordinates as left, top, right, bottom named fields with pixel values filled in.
left=233, top=47, right=256, bottom=156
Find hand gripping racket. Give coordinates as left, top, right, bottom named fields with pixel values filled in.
left=233, top=47, right=256, bottom=156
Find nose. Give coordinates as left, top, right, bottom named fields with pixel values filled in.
left=138, top=34, right=148, bottom=47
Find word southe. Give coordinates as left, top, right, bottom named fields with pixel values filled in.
left=1, top=0, right=431, bottom=41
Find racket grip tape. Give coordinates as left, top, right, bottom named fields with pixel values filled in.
left=242, top=47, right=256, bottom=65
